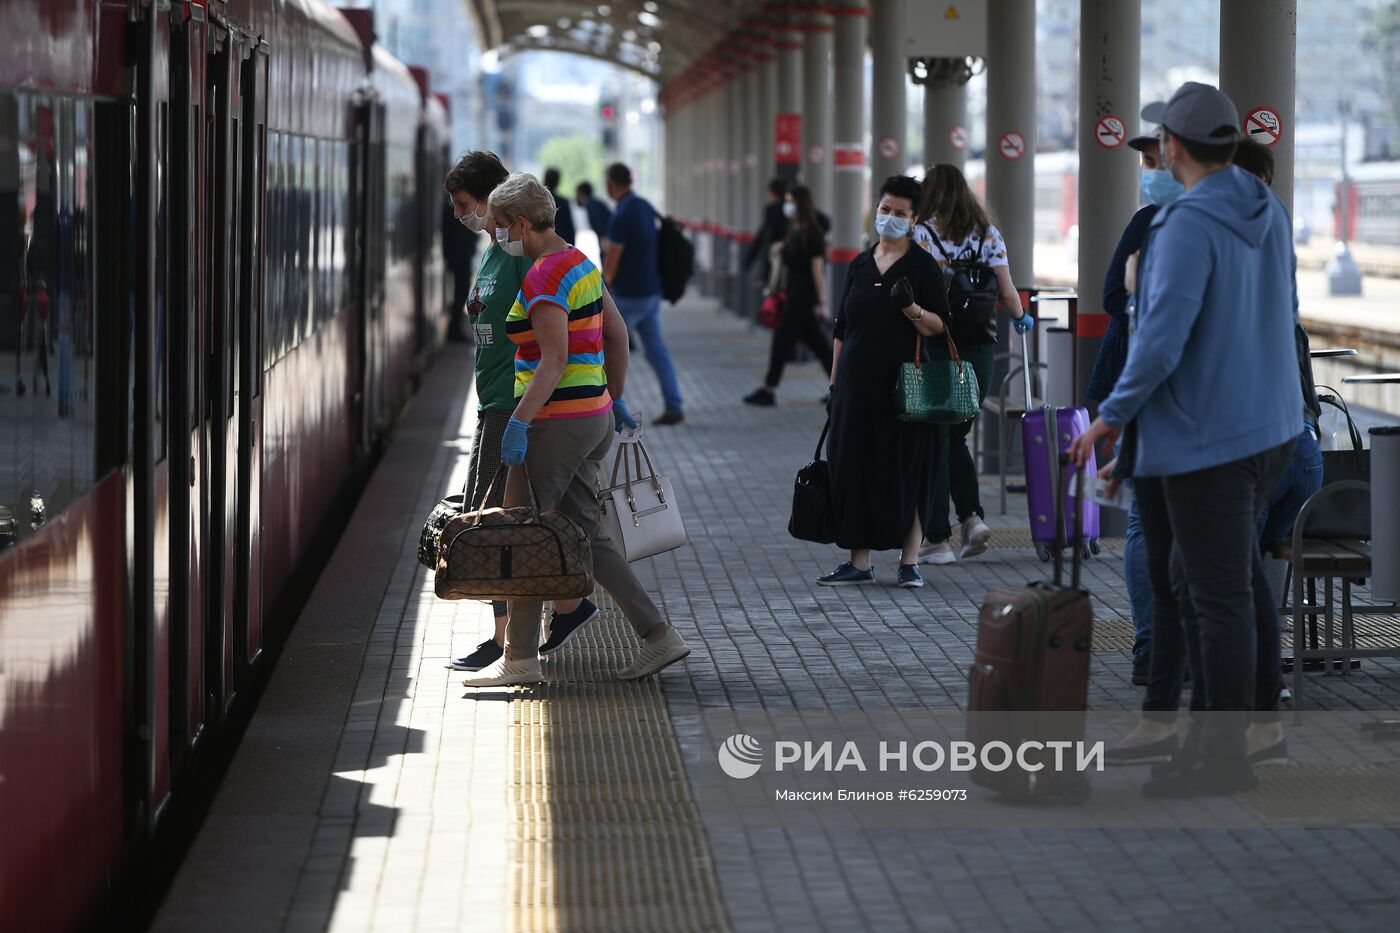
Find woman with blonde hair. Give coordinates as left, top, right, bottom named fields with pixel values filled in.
left=461, top=173, right=690, bottom=686
left=912, top=163, right=1034, bottom=566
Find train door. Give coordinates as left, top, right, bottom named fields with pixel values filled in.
left=350, top=97, right=383, bottom=454
left=205, top=18, right=242, bottom=717
left=129, top=0, right=172, bottom=835
left=170, top=0, right=207, bottom=755
left=236, top=38, right=267, bottom=670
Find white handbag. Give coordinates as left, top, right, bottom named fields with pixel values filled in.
left=597, top=437, right=687, bottom=562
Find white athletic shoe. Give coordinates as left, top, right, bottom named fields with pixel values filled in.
left=619, top=626, right=691, bottom=680
left=917, top=540, right=957, bottom=565
left=959, top=518, right=993, bottom=559
left=462, top=654, right=544, bottom=687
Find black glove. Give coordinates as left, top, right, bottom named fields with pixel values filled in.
left=889, top=276, right=914, bottom=309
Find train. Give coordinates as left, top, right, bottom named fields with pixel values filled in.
left=0, top=1, right=452, bottom=928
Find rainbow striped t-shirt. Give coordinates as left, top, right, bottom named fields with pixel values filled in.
left=505, top=247, right=613, bottom=420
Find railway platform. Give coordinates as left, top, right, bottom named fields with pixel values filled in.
left=153, top=297, right=1400, bottom=933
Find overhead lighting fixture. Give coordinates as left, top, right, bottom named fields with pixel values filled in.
left=598, top=4, right=611, bottom=16
left=622, top=29, right=637, bottom=42
left=644, top=1, right=658, bottom=11
left=638, top=12, right=661, bottom=28
left=527, top=24, right=549, bottom=38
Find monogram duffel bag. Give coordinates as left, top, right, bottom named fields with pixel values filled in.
left=435, top=467, right=594, bottom=602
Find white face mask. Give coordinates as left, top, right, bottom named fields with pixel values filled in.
left=495, top=221, right=526, bottom=257
left=782, top=201, right=797, bottom=219
left=460, top=203, right=489, bottom=232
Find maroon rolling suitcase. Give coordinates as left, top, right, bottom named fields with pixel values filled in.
left=967, top=456, right=1093, bottom=802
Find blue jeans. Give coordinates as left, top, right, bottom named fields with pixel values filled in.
left=1257, top=428, right=1324, bottom=549
left=1124, top=488, right=1153, bottom=667
left=613, top=294, right=683, bottom=414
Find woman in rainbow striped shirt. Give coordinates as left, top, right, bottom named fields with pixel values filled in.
left=461, top=173, right=691, bottom=687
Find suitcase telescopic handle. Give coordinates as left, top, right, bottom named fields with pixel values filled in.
left=1020, top=329, right=1033, bottom=409
left=1055, top=452, right=1086, bottom=591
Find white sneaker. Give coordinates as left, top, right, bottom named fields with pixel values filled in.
left=619, top=626, right=691, bottom=680
left=959, top=518, right=993, bottom=559
left=917, top=540, right=956, bottom=565
left=462, top=654, right=544, bottom=687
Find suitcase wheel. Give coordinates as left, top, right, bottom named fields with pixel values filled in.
left=1035, top=542, right=1053, bottom=563
left=1080, top=542, right=1094, bottom=562
left=1089, top=538, right=1102, bottom=557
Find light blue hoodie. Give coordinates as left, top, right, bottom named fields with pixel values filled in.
left=1098, top=165, right=1301, bottom=477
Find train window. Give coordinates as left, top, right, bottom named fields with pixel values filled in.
left=0, top=93, right=98, bottom=551
left=269, top=130, right=283, bottom=365
left=155, top=103, right=167, bottom=462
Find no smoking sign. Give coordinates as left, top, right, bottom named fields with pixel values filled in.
left=1095, top=115, right=1126, bottom=149
left=1245, top=107, right=1282, bottom=147
left=948, top=124, right=968, bottom=151
left=998, top=131, right=1025, bottom=161
left=877, top=135, right=901, bottom=161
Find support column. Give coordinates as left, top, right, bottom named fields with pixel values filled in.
left=801, top=1, right=833, bottom=212
left=831, top=2, right=869, bottom=302
left=985, top=0, right=1036, bottom=474
left=775, top=8, right=804, bottom=184
left=986, top=0, right=1036, bottom=283
left=921, top=60, right=970, bottom=170
left=1220, top=0, right=1296, bottom=216
left=757, top=26, right=778, bottom=186
left=726, top=63, right=745, bottom=313
left=744, top=50, right=766, bottom=312
left=869, top=0, right=907, bottom=186
left=1077, top=0, right=1140, bottom=536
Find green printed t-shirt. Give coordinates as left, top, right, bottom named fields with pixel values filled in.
left=470, top=244, right=534, bottom=411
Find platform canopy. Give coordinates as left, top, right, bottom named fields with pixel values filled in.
left=462, top=0, right=776, bottom=79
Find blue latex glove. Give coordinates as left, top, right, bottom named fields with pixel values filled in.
left=613, top=397, right=638, bottom=432
left=500, top=417, right=530, bottom=465
left=1012, top=313, right=1036, bottom=334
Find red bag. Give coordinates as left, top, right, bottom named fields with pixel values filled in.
left=759, top=292, right=784, bottom=330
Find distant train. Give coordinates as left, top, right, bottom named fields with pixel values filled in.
left=0, top=1, right=450, bottom=928
left=1335, top=160, right=1400, bottom=246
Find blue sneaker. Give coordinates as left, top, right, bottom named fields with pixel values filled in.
left=817, top=562, right=875, bottom=586
left=896, top=564, right=924, bottom=588
left=539, top=598, right=600, bottom=655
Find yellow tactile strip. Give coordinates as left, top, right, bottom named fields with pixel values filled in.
left=1093, top=614, right=1400, bottom=653
left=1239, top=763, right=1400, bottom=825
left=948, top=526, right=1125, bottom=551
left=507, top=593, right=729, bottom=933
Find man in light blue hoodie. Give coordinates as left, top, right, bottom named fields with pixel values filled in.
left=1070, top=82, right=1300, bottom=799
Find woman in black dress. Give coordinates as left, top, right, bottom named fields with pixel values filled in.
left=818, top=176, right=952, bottom=589
left=744, top=184, right=833, bottom=405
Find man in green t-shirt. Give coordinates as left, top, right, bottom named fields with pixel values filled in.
left=442, top=152, right=596, bottom=671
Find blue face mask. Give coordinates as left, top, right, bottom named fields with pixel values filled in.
left=875, top=213, right=910, bottom=240
left=1141, top=168, right=1184, bottom=207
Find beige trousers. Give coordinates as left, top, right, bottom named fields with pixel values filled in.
left=502, top=412, right=663, bottom=657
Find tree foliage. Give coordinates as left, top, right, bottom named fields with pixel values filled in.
left=1368, top=0, right=1400, bottom=123
left=534, top=134, right=605, bottom=196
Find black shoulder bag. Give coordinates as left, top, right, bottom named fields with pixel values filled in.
left=789, top=417, right=837, bottom=544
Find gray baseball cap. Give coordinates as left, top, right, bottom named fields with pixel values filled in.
left=1141, top=82, right=1240, bottom=145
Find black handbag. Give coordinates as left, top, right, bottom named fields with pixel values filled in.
left=789, top=417, right=837, bottom=544
left=1309, top=389, right=1370, bottom=540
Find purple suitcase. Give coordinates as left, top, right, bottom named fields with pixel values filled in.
left=1019, top=334, right=1100, bottom=561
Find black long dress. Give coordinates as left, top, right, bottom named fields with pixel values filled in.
left=827, top=244, right=950, bottom=551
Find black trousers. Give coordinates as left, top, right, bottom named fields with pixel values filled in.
left=1135, top=440, right=1295, bottom=759
left=765, top=297, right=833, bottom=388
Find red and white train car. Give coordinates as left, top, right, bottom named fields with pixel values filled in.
left=0, top=1, right=450, bottom=928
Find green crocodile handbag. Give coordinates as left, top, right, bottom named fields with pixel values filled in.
left=894, top=332, right=981, bottom=424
